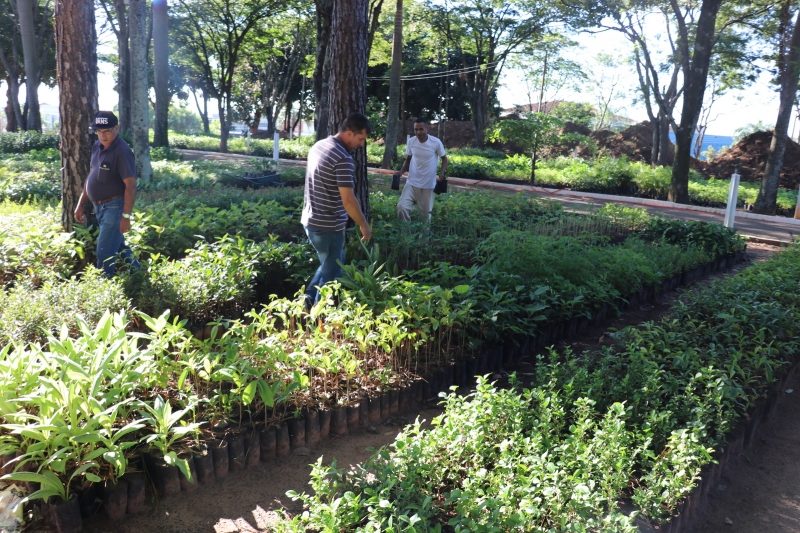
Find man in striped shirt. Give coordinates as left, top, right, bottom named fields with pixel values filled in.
left=301, top=113, right=373, bottom=307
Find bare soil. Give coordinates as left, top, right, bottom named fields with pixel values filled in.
left=700, top=131, right=800, bottom=189
left=82, top=409, right=442, bottom=533
left=73, top=243, right=796, bottom=533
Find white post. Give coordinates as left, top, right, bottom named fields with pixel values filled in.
left=273, top=130, right=280, bottom=163
left=724, top=169, right=740, bottom=228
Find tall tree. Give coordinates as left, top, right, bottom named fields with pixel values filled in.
left=313, top=0, right=333, bottom=139
left=0, top=6, right=24, bottom=131
left=427, top=0, right=597, bottom=146
left=173, top=0, right=280, bottom=152
left=669, top=0, right=723, bottom=203
left=381, top=0, right=402, bottom=168
left=754, top=3, right=800, bottom=214
left=99, top=0, right=132, bottom=134
left=152, top=0, right=169, bottom=146
left=55, top=0, right=97, bottom=231
left=16, top=0, right=42, bottom=131
left=170, top=15, right=212, bottom=133
left=326, top=0, right=370, bottom=219
left=602, top=0, right=767, bottom=199
left=129, top=0, right=151, bottom=181
left=233, top=9, right=313, bottom=135
left=602, top=6, right=682, bottom=165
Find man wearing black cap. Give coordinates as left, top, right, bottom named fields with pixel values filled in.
left=74, top=111, right=139, bottom=277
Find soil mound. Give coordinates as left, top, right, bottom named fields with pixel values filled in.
left=702, top=131, right=800, bottom=189
left=590, top=122, right=659, bottom=164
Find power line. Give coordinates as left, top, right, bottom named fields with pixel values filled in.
left=367, top=59, right=502, bottom=82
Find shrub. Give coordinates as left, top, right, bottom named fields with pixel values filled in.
left=0, top=149, right=61, bottom=202
left=0, top=132, right=59, bottom=154
left=0, top=268, right=129, bottom=345
left=0, top=206, right=84, bottom=286
left=133, top=189, right=302, bottom=258
left=135, top=236, right=261, bottom=325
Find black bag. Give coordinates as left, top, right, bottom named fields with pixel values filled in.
left=434, top=177, right=447, bottom=194
left=391, top=173, right=401, bottom=190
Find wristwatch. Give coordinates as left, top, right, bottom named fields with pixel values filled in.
left=121, top=213, right=131, bottom=219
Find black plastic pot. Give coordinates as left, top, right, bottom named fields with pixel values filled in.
left=464, top=357, right=478, bottom=387
left=367, top=396, right=381, bottom=425
left=259, top=427, right=277, bottom=461
left=423, top=375, right=438, bottom=402
left=388, top=390, right=400, bottom=416
left=179, top=455, right=199, bottom=492
left=228, top=434, right=246, bottom=472
left=192, top=447, right=214, bottom=485
left=147, top=454, right=181, bottom=496
left=347, top=403, right=360, bottom=430
left=318, top=410, right=331, bottom=439
left=331, top=406, right=348, bottom=436
left=78, top=483, right=102, bottom=518
left=244, top=430, right=261, bottom=467
left=46, top=495, right=82, bottom=533
left=359, top=399, right=370, bottom=427
left=454, top=361, right=468, bottom=389
left=398, top=387, right=411, bottom=413
left=276, top=423, right=291, bottom=457
left=102, top=480, right=127, bottom=520
left=210, top=439, right=229, bottom=479
left=439, top=366, right=454, bottom=392
left=125, top=471, right=146, bottom=514
left=288, top=417, right=306, bottom=449
left=305, top=411, right=321, bottom=447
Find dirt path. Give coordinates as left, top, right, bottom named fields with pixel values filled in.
left=689, top=370, right=800, bottom=532
left=78, top=243, right=791, bottom=533
left=82, top=409, right=441, bottom=533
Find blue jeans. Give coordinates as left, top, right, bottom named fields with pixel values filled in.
left=304, top=227, right=346, bottom=306
left=93, top=198, right=139, bottom=277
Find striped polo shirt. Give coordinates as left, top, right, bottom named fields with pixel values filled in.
left=301, top=135, right=354, bottom=231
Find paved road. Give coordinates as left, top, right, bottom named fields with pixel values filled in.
left=444, top=177, right=800, bottom=246
left=177, top=149, right=800, bottom=246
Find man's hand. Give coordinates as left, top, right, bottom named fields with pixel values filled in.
left=120, top=217, right=131, bottom=233
left=74, top=204, right=86, bottom=224
left=359, top=222, right=373, bottom=242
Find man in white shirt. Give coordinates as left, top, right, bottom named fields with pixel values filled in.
left=393, top=119, right=448, bottom=222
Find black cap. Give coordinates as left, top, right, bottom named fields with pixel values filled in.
left=93, top=111, right=118, bottom=130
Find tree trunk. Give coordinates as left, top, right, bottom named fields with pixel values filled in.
left=152, top=0, right=169, bottom=147
left=16, top=0, right=42, bottom=131
left=366, top=0, right=383, bottom=57
left=250, top=110, right=262, bottom=133
left=314, top=0, right=333, bottom=140
left=55, top=0, right=97, bottom=231
left=529, top=149, right=536, bottom=183
left=192, top=88, right=210, bottom=133
left=3, top=77, right=23, bottom=132
left=754, top=8, right=800, bottom=215
left=327, top=0, right=370, bottom=220
left=471, top=100, right=487, bottom=146
left=650, top=117, right=660, bottom=165
left=669, top=0, right=722, bottom=204
left=656, top=114, right=673, bottom=166
left=265, top=106, right=275, bottom=135
left=381, top=0, right=402, bottom=169
left=218, top=99, right=229, bottom=152
left=128, top=0, right=151, bottom=181
left=114, top=0, right=131, bottom=135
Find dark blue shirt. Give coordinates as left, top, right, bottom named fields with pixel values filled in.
left=86, top=136, right=136, bottom=203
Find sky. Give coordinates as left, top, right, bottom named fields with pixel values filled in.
left=497, top=30, right=784, bottom=138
